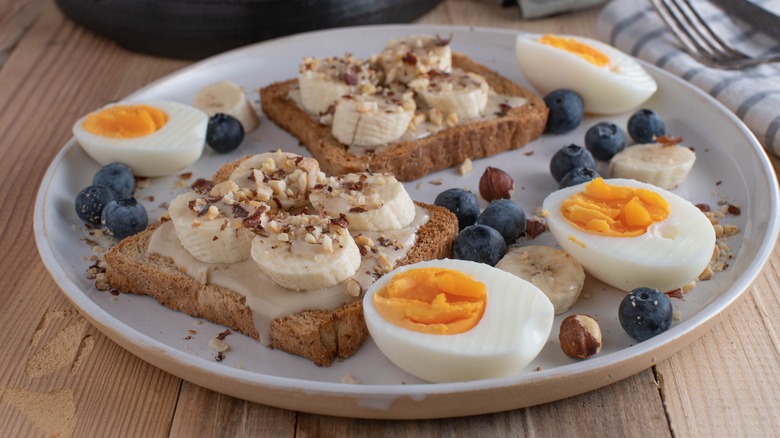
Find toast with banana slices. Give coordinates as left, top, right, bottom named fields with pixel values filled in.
left=103, top=151, right=458, bottom=366
left=260, top=35, right=548, bottom=181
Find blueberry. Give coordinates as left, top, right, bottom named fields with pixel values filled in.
left=549, top=144, right=596, bottom=183
left=434, top=188, right=480, bottom=231
left=559, top=167, right=600, bottom=189
left=585, top=122, right=627, bottom=161
left=93, top=162, right=135, bottom=199
left=101, top=198, right=148, bottom=240
left=627, top=109, right=665, bottom=144
left=476, top=199, right=526, bottom=245
left=75, top=185, right=118, bottom=226
left=543, top=89, right=585, bottom=134
left=452, top=224, right=507, bottom=266
left=618, top=287, right=673, bottom=341
left=206, top=113, right=244, bottom=153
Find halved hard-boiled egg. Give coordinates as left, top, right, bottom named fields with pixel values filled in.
left=363, top=259, right=554, bottom=383
left=73, top=100, right=208, bottom=177
left=516, top=34, right=657, bottom=114
left=543, top=178, right=715, bottom=292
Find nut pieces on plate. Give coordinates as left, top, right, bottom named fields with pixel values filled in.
left=559, top=314, right=602, bottom=359
left=479, top=166, right=515, bottom=202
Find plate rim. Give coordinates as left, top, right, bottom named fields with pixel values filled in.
left=33, top=23, right=780, bottom=418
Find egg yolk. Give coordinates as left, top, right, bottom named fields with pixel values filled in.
left=538, top=34, right=611, bottom=68
left=82, top=105, right=168, bottom=139
left=373, top=267, right=487, bottom=335
left=560, top=178, right=670, bottom=237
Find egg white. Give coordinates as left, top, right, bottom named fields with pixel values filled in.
left=542, top=178, right=716, bottom=292
left=363, top=259, right=554, bottom=383
left=515, top=35, right=657, bottom=115
left=73, top=100, right=208, bottom=177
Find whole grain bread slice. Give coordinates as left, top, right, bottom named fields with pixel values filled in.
left=104, top=159, right=458, bottom=366
left=260, top=53, right=548, bottom=181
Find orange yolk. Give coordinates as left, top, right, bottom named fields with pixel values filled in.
left=373, top=267, right=487, bottom=335
left=539, top=34, right=611, bottom=68
left=560, top=178, right=670, bottom=237
left=82, top=105, right=168, bottom=139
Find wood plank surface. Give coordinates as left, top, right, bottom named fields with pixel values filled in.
left=0, top=0, right=45, bottom=66
left=0, top=2, right=187, bottom=437
left=0, top=0, right=778, bottom=436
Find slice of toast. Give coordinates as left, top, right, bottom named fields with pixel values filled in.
left=103, top=161, right=458, bottom=366
left=260, top=53, right=549, bottom=181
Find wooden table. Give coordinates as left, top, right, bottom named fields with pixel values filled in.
left=2, top=1, right=779, bottom=436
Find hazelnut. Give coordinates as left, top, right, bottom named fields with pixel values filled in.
left=559, top=314, right=602, bottom=359
left=479, top=167, right=514, bottom=202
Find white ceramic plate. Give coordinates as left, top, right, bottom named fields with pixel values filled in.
left=34, top=25, right=780, bottom=419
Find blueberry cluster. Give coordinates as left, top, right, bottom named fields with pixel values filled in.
left=434, top=188, right=526, bottom=266
left=206, top=113, right=245, bottom=153
left=584, top=108, right=665, bottom=162
left=549, top=144, right=599, bottom=189
left=546, top=107, right=666, bottom=188
left=75, top=163, right=148, bottom=239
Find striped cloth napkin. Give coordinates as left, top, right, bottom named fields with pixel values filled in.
left=596, top=0, right=780, bottom=157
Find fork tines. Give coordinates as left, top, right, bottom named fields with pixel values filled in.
left=650, top=0, right=780, bottom=69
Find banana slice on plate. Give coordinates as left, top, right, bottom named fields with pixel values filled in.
left=496, top=245, right=585, bottom=315
left=229, top=151, right=328, bottom=211
left=168, top=180, right=269, bottom=264
left=609, top=142, right=696, bottom=190
left=309, top=172, right=416, bottom=231
left=377, top=35, right=452, bottom=84
left=250, top=213, right=362, bottom=291
left=193, top=81, right=260, bottom=133
left=414, top=68, right=489, bottom=121
left=298, top=54, right=381, bottom=115
left=331, top=88, right=416, bottom=147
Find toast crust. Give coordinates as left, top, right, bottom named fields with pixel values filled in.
left=260, top=53, right=548, bottom=181
left=104, top=170, right=458, bottom=366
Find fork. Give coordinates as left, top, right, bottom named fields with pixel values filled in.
left=649, top=0, right=780, bottom=69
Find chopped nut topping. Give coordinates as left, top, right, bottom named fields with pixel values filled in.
left=208, top=337, right=229, bottom=353
left=346, top=278, right=363, bottom=297
left=341, top=373, right=361, bottom=384
left=321, top=234, right=334, bottom=253
left=191, top=178, right=215, bottom=194
left=376, top=253, right=393, bottom=273
left=495, top=102, right=511, bottom=117
left=458, top=158, right=473, bottom=176
left=698, top=265, right=714, bottom=281
left=207, top=205, right=220, bottom=221
left=445, top=112, right=458, bottom=127
left=525, top=219, right=547, bottom=239
left=355, top=235, right=374, bottom=248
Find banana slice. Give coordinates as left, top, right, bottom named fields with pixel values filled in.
left=331, top=89, right=416, bottom=147
left=376, top=35, right=452, bottom=84
left=309, top=172, right=415, bottom=231
left=414, top=68, right=489, bottom=121
left=496, top=245, right=585, bottom=315
left=609, top=143, right=696, bottom=190
left=229, top=151, right=328, bottom=211
left=298, top=54, right=381, bottom=115
left=168, top=180, right=269, bottom=264
left=193, top=81, right=260, bottom=133
left=250, top=213, right=361, bottom=291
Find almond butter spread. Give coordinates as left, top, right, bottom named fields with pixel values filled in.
left=147, top=206, right=429, bottom=345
